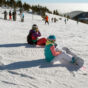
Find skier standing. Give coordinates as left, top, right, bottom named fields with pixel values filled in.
left=9, top=10, right=12, bottom=20
left=4, top=10, right=7, bottom=20
left=64, top=19, right=67, bottom=24
left=21, top=12, right=24, bottom=22
left=45, top=15, right=49, bottom=25
left=12, top=10, right=16, bottom=21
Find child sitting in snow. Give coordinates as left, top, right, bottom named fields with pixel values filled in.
left=44, top=35, right=76, bottom=64
left=27, top=24, right=47, bottom=46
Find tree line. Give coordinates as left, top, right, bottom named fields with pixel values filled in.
left=0, top=0, right=60, bottom=16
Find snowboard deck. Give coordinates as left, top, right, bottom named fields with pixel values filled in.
left=62, top=47, right=84, bottom=67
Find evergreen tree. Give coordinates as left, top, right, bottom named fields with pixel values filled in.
left=16, top=0, right=22, bottom=8
left=0, top=0, right=3, bottom=6
left=0, top=0, right=58, bottom=17
left=0, top=0, right=6, bottom=6
left=53, top=10, right=59, bottom=15
left=23, top=2, right=30, bottom=11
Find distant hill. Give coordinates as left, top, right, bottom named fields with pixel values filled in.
left=65, top=10, right=88, bottom=24
left=66, top=11, right=84, bottom=18
left=72, top=12, right=88, bottom=24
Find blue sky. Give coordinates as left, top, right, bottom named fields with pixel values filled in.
left=22, top=0, right=88, bottom=4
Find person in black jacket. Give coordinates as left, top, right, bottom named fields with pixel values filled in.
left=9, top=11, right=12, bottom=20
left=12, top=10, right=16, bottom=21
left=4, top=10, right=7, bottom=20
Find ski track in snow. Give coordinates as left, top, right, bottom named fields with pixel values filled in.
left=0, top=8, right=88, bottom=88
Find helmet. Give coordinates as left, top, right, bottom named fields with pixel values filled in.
left=47, top=35, right=56, bottom=42
left=32, top=24, right=38, bottom=30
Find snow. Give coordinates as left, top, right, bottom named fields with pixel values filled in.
left=0, top=7, right=88, bottom=88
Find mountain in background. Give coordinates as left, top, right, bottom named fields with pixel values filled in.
left=66, top=11, right=84, bottom=18
left=66, top=10, right=88, bottom=24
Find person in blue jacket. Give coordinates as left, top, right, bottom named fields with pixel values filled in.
left=21, top=12, right=24, bottom=22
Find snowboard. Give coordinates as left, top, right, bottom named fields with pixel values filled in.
left=62, top=47, right=84, bottom=67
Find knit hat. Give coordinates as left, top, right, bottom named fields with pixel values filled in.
left=32, top=24, right=38, bottom=30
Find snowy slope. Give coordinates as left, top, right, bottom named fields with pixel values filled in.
left=0, top=8, right=88, bottom=88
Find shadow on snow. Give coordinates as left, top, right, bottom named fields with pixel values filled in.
left=0, top=58, right=84, bottom=72
left=0, top=43, right=42, bottom=48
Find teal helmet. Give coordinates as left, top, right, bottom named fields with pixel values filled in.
left=47, top=35, right=56, bottom=42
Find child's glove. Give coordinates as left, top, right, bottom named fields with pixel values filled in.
left=62, top=47, right=70, bottom=53
left=36, top=29, right=39, bottom=32
left=54, top=43, right=57, bottom=48
left=58, top=51, right=62, bottom=55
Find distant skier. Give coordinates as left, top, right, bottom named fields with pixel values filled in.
left=54, top=18, right=58, bottom=23
left=12, top=11, right=15, bottom=21
left=4, top=10, right=7, bottom=20
left=67, top=18, right=69, bottom=21
left=9, top=10, right=12, bottom=20
left=45, top=15, right=49, bottom=25
left=19, top=8, right=23, bottom=15
left=51, top=17, right=54, bottom=22
left=12, top=10, right=16, bottom=21
left=14, top=10, right=17, bottom=21
left=27, top=24, right=47, bottom=46
left=44, top=35, right=76, bottom=64
left=64, top=19, right=67, bottom=24
left=20, top=12, right=24, bottom=22
left=77, top=19, right=79, bottom=24
left=59, top=18, right=62, bottom=20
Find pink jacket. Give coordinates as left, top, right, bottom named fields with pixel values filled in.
left=50, top=45, right=61, bottom=56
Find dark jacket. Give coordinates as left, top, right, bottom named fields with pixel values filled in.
left=9, top=11, right=12, bottom=16
left=27, top=29, right=41, bottom=45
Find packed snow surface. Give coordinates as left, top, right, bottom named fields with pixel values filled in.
left=0, top=8, right=88, bottom=88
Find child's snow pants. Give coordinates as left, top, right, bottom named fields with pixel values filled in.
left=37, top=38, right=47, bottom=46
left=51, top=52, right=73, bottom=63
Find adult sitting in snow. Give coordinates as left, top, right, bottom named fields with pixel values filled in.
left=44, top=35, right=76, bottom=64
left=27, top=24, right=47, bottom=46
